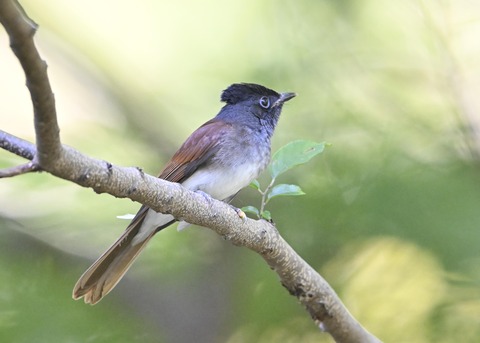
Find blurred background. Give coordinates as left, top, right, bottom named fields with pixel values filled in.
left=1, top=0, right=479, bottom=342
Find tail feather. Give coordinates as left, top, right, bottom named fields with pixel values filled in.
left=72, top=225, right=154, bottom=305
left=73, top=206, right=175, bottom=305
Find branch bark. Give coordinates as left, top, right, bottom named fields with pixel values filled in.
left=0, top=1, right=381, bottom=342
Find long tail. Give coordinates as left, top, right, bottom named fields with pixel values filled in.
left=73, top=206, right=174, bottom=305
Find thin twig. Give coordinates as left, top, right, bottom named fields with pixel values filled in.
left=0, top=129, right=36, bottom=160
left=0, top=161, right=40, bottom=178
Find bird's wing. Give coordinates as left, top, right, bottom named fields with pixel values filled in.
left=158, top=118, right=231, bottom=182
left=126, top=118, right=232, bottom=226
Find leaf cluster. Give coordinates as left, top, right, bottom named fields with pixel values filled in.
left=243, top=140, right=326, bottom=220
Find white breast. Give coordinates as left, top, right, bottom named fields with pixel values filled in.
left=181, top=160, right=262, bottom=201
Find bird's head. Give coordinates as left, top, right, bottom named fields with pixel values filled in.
left=218, top=83, right=296, bottom=135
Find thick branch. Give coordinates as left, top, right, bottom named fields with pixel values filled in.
left=0, top=1, right=381, bottom=342
left=0, top=0, right=61, bottom=166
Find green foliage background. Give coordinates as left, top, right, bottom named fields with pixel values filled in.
left=1, top=0, right=479, bottom=342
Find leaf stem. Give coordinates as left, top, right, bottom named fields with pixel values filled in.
left=259, top=177, right=276, bottom=215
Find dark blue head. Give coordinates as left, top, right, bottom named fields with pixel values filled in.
left=217, top=83, right=295, bottom=137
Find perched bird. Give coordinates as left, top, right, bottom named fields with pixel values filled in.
left=73, top=83, right=296, bottom=304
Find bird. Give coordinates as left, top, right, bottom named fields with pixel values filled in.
left=72, top=83, right=296, bottom=304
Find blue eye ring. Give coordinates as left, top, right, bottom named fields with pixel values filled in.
left=259, top=96, right=270, bottom=109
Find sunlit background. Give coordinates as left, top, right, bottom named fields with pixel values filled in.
left=1, top=1, right=480, bottom=342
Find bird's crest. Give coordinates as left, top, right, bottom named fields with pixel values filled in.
left=221, top=83, right=279, bottom=105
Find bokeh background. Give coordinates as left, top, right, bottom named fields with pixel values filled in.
left=1, top=0, right=479, bottom=342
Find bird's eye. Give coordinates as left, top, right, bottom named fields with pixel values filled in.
left=259, top=96, right=270, bottom=109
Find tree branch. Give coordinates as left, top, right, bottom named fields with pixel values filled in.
left=0, top=160, right=39, bottom=178
left=0, top=0, right=61, bottom=166
left=0, top=129, right=36, bottom=160
left=0, top=1, right=381, bottom=342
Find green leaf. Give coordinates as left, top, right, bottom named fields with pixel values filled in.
left=266, top=184, right=305, bottom=202
left=249, top=179, right=261, bottom=191
left=270, top=140, right=326, bottom=179
left=261, top=210, right=271, bottom=221
left=241, top=206, right=260, bottom=217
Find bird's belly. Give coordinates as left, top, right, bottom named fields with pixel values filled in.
left=181, top=161, right=263, bottom=201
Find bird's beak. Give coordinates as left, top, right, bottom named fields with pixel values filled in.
left=273, top=92, right=296, bottom=107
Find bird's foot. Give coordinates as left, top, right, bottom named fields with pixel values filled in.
left=230, top=205, right=247, bottom=221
